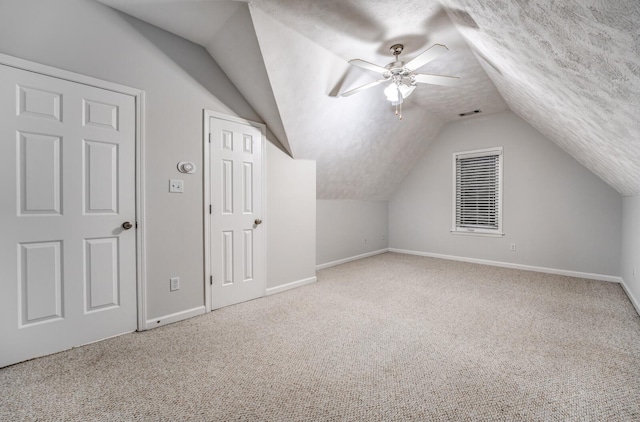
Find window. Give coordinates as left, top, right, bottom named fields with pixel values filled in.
left=452, top=147, right=503, bottom=236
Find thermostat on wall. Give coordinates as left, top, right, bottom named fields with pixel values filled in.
left=177, top=161, right=197, bottom=174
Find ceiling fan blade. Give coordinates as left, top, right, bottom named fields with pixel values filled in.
left=413, top=73, right=460, bottom=86
left=405, top=44, right=449, bottom=71
left=348, top=59, right=389, bottom=74
left=341, top=79, right=388, bottom=97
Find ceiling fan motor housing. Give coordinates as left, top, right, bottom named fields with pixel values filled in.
left=386, top=61, right=409, bottom=75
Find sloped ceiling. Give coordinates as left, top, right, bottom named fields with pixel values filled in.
left=99, top=0, right=294, bottom=155
left=441, top=0, right=640, bottom=196
left=248, top=1, right=507, bottom=199
left=99, top=0, right=640, bottom=198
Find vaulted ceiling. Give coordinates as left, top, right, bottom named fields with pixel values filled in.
left=100, top=0, right=640, bottom=199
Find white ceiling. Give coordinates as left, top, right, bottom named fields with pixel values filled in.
left=99, top=0, right=640, bottom=198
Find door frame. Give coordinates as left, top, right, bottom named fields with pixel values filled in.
left=203, top=110, right=267, bottom=313
left=0, top=53, right=147, bottom=331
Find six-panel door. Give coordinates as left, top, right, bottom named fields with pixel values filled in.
left=209, top=117, right=264, bottom=310
left=0, top=64, right=137, bottom=367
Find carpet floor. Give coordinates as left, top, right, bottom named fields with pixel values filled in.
left=1, top=252, right=639, bottom=421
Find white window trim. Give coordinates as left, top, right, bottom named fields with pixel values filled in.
left=451, top=147, right=504, bottom=237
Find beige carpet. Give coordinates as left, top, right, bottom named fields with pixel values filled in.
left=2, top=252, right=639, bottom=421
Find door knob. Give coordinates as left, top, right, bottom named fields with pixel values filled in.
left=122, top=221, right=133, bottom=230
left=254, top=218, right=262, bottom=225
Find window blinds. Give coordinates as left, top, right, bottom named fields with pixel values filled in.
left=455, top=153, right=500, bottom=230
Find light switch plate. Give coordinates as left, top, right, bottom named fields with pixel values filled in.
left=169, top=179, right=184, bottom=193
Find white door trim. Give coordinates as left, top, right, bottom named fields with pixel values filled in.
left=203, top=110, right=267, bottom=313
left=0, top=53, right=147, bottom=331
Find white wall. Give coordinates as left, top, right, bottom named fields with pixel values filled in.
left=267, top=142, right=316, bottom=289
left=621, top=196, right=640, bottom=312
left=317, top=200, right=388, bottom=267
left=390, top=111, right=622, bottom=277
left=0, top=0, right=316, bottom=323
left=206, top=3, right=292, bottom=155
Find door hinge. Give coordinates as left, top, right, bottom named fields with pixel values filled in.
left=208, top=133, right=211, bottom=143
left=209, top=204, right=212, bottom=214
left=209, top=275, right=213, bottom=285
left=135, top=222, right=138, bottom=229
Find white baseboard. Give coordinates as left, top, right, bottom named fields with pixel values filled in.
left=144, top=306, right=206, bottom=330
left=316, top=249, right=389, bottom=270
left=266, top=276, right=317, bottom=296
left=388, top=248, right=622, bottom=283
left=620, top=278, right=640, bottom=316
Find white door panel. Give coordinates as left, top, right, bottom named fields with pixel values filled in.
left=0, top=65, right=136, bottom=367
left=210, top=117, right=264, bottom=310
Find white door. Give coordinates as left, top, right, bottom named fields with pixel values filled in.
left=209, top=116, right=265, bottom=310
left=0, top=64, right=137, bottom=367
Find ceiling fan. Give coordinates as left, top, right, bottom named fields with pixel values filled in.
left=341, top=43, right=460, bottom=119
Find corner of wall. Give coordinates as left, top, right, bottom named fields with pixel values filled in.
left=621, top=195, right=640, bottom=315
left=316, top=200, right=389, bottom=267
left=619, top=277, right=640, bottom=316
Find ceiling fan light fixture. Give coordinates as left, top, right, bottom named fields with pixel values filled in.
left=398, top=83, right=416, bottom=99
left=384, top=82, right=400, bottom=102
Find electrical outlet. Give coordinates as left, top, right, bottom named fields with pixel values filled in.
left=169, top=179, right=184, bottom=193
left=382, top=234, right=386, bottom=241
left=170, top=276, right=180, bottom=291
left=364, top=238, right=368, bottom=244
left=510, top=243, right=517, bottom=251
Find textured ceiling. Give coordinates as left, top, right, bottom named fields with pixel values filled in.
left=441, top=0, right=640, bottom=196
left=99, top=0, right=639, bottom=198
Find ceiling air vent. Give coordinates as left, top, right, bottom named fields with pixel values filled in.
left=459, top=109, right=481, bottom=117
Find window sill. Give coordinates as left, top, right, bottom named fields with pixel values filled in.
left=450, top=230, right=505, bottom=238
